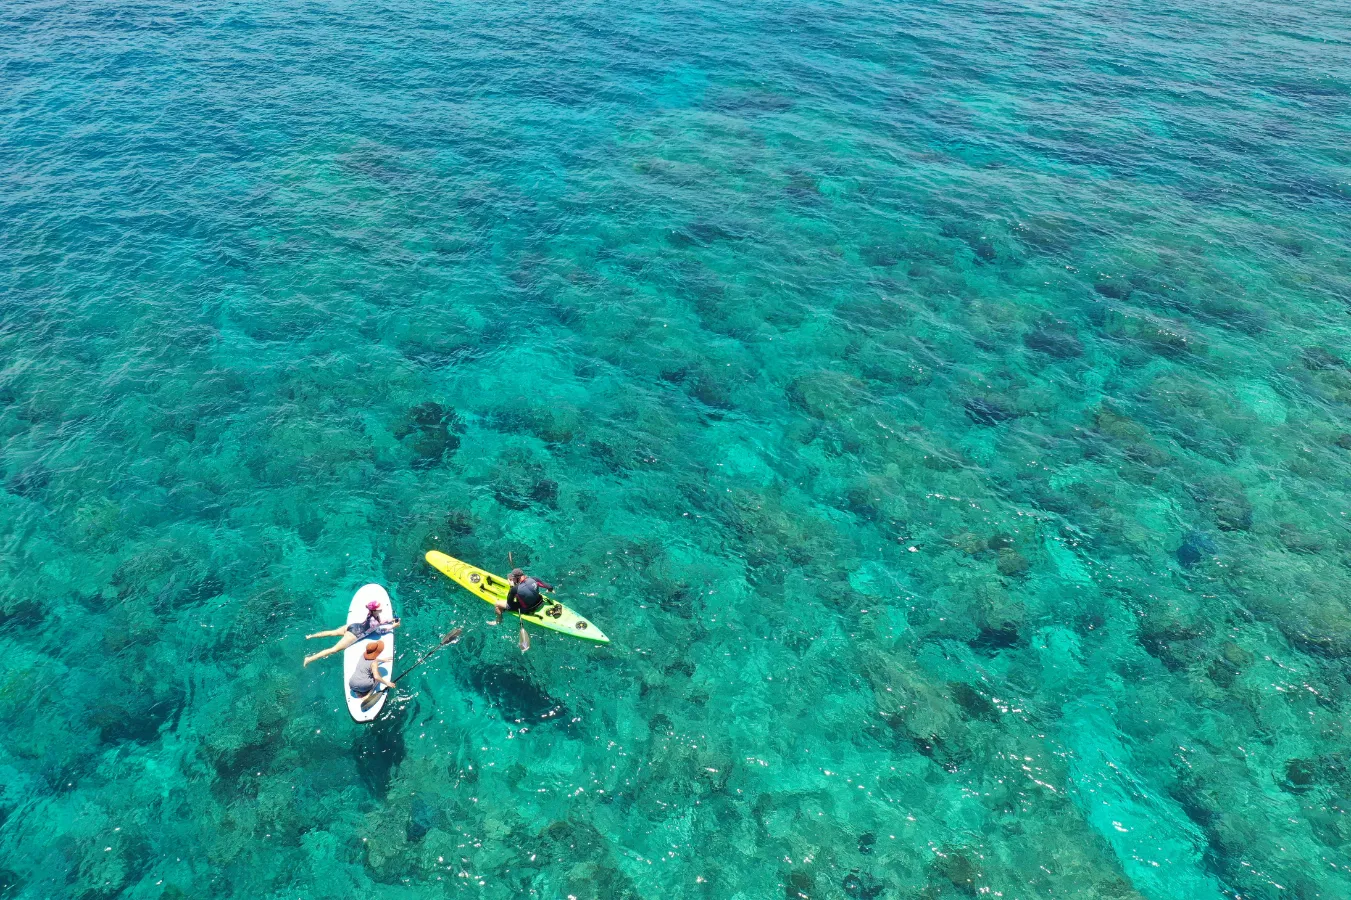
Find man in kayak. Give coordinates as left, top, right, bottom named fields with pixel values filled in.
left=494, top=568, right=555, bottom=620
left=494, top=568, right=557, bottom=652
left=303, top=601, right=401, bottom=667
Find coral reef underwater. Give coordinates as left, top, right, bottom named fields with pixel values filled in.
left=1, top=0, right=1349, bottom=897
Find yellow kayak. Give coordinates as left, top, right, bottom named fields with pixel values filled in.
left=425, top=551, right=610, bottom=645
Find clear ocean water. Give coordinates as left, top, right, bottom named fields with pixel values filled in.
left=2, top=0, right=1350, bottom=897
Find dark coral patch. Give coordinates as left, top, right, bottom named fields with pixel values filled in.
left=394, top=402, right=464, bottom=468
left=964, top=397, right=1017, bottom=426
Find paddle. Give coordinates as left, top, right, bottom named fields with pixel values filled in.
left=360, top=626, right=463, bottom=712
left=510, top=551, right=530, bottom=653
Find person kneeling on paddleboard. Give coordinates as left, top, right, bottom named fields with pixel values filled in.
left=349, top=640, right=396, bottom=700
left=303, top=601, right=401, bottom=667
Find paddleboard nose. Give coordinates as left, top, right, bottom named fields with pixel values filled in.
left=353, top=583, right=391, bottom=606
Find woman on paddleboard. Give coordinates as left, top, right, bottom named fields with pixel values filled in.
left=349, top=640, right=396, bottom=699
left=303, top=601, right=401, bottom=667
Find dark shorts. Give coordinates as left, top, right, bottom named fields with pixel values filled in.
left=506, top=595, right=544, bottom=615
left=347, top=622, right=375, bottom=639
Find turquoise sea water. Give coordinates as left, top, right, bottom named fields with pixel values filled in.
left=3, top=0, right=1351, bottom=896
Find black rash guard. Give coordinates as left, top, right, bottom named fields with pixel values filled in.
left=506, top=576, right=554, bottom=613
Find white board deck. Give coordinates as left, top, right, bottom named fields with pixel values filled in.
left=344, top=583, right=394, bottom=722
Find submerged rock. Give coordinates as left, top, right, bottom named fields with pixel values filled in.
left=1278, top=523, right=1325, bottom=554
left=668, top=220, right=745, bottom=248
left=443, top=510, right=475, bottom=535
left=1024, top=326, right=1084, bottom=359
left=842, top=870, right=886, bottom=899
left=530, top=478, right=560, bottom=507
left=950, top=682, right=1001, bottom=722
left=932, top=847, right=983, bottom=895
left=786, top=370, right=868, bottom=422
left=1093, top=278, right=1132, bottom=300
left=786, top=869, right=814, bottom=899
left=407, top=797, right=444, bottom=843
left=1207, top=640, right=1254, bottom=687
left=986, top=533, right=1014, bottom=551
left=1301, top=346, right=1346, bottom=371
left=948, top=532, right=985, bottom=555
left=95, top=684, right=185, bottom=746
left=485, top=448, right=559, bottom=511
left=861, top=245, right=901, bottom=268
left=1176, top=530, right=1216, bottom=568
left=1137, top=608, right=1209, bottom=672
left=353, top=724, right=407, bottom=798
left=460, top=661, right=572, bottom=726
left=1282, top=758, right=1318, bottom=793
left=393, top=402, right=463, bottom=468
left=964, top=397, right=1017, bottom=426
left=1012, top=214, right=1077, bottom=255
left=970, top=622, right=1020, bottom=652
left=1277, top=754, right=1347, bottom=794
left=939, top=220, right=999, bottom=263
left=1187, top=476, right=1253, bottom=532
left=995, top=548, right=1029, bottom=577
left=535, top=819, right=644, bottom=898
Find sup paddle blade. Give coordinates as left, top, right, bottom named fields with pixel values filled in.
left=360, top=687, right=386, bottom=713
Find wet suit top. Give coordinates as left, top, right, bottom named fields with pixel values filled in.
left=506, top=576, right=554, bottom=614
left=347, top=615, right=395, bottom=640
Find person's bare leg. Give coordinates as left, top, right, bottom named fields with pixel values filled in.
left=493, top=601, right=507, bottom=624
left=303, top=633, right=356, bottom=666
left=306, top=627, right=347, bottom=640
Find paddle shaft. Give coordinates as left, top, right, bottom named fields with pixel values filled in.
left=509, top=551, right=521, bottom=626
left=510, top=551, right=529, bottom=651
left=361, top=627, right=462, bottom=711
left=391, top=635, right=456, bottom=682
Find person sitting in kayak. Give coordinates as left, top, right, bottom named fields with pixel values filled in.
left=493, top=568, right=558, bottom=653
left=349, top=640, right=396, bottom=700
left=494, top=568, right=555, bottom=622
left=303, top=601, right=401, bottom=667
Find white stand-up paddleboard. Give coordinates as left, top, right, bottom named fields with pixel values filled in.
left=345, top=584, right=395, bottom=722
